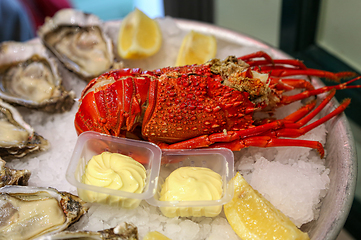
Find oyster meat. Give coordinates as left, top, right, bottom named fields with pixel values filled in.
left=37, top=222, right=138, bottom=240
left=0, top=185, right=88, bottom=240
left=0, top=99, right=49, bottom=159
left=0, top=158, right=31, bottom=187
left=38, top=9, right=115, bottom=80
left=0, top=40, right=75, bottom=113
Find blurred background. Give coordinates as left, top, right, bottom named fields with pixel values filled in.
left=1, top=0, right=360, bottom=238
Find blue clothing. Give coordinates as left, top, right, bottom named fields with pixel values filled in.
left=0, top=0, right=34, bottom=42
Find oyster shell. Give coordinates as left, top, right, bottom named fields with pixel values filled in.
left=37, top=222, right=138, bottom=240
left=0, top=185, right=88, bottom=240
left=0, top=99, right=49, bottom=159
left=0, top=158, right=31, bottom=187
left=38, top=9, right=115, bottom=80
left=0, top=40, right=75, bottom=113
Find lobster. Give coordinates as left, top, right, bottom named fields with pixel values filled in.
left=74, top=51, right=361, bottom=158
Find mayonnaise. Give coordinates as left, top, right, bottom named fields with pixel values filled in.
left=79, top=152, right=146, bottom=209
left=159, top=167, right=223, bottom=218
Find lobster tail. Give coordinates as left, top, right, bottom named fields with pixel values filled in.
left=75, top=69, right=150, bottom=137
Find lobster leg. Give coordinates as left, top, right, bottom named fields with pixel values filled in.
left=264, top=68, right=356, bottom=81
left=282, top=100, right=317, bottom=122
left=272, top=98, right=350, bottom=138
left=253, top=89, right=340, bottom=138
left=239, top=51, right=355, bottom=81
left=239, top=51, right=306, bottom=70
left=210, top=137, right=325, bottom=158
left=157, top=135, right=213, bottom=150
left=159, top=135, right=324, bottom=158
left=280, top=76, right=361, bottom=105
left=238, top=51, right=274, bottom=64
left=270, top=78, right=315, bottom=91
left=208, top=92, right=334, bottom=143
left=211, top=88, right=339, bottom=140
left=253, top=100, right=317, bottom=126
left=283, top=89, right=336, bottom=128
left=248, top=59, right=307, bottom=70
left=203, top=92, right=340, bottom=157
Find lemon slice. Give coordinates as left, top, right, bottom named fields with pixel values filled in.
left=224, top=173, right=310, bottom=240
left=117, top=9, right=162, bottom=59
left=143, top=231, right=171, bottom=240
left=175, top=30, right=217, bottom=66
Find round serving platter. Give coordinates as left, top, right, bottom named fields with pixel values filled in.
left=4, top=17, right=357, bottom=240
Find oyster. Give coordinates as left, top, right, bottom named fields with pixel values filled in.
left=0, top=40, right=75, bottom=113
left=0, top=99, right=49, bottom=158
left=0, top=185, right=88, bottom=240
left=0, top=158, right=31, bottom=187
left=37, top=222, right=138, bottom=240
left=38, top=9, right=115, bottom=80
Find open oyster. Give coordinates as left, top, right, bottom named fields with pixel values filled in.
left=0, top=158, right=31, bottom=187
left=38, top=9, right=115, bottom=81
left=37, top=222, right=138, bottom=240
left=0, top=40, right=75, bottom=113
left=0, top=99, right=49, bottom=159
left=0, top=185, right=88, bottom=240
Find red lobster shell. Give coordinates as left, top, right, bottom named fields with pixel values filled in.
left=74, top=52, right=361, bottom=157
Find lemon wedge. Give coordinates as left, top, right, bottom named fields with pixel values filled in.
left=143, top=231, right=171, bottom=240
left=224, top=173, right=310, bottom=240
left=175, top=30, right=217, bottom=66
left=117, top=9, right=162, bottom=59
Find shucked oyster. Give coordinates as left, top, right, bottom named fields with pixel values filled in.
left=37, top=222, right=138, bottom=240
left=38, top=9, right=116, bottom=80
left=0, top=158, right=31, bottom=187
left=0, top=185, right=88, bottom=240
left=0, top=40, right=75, bottom=113
left=0, top=99, right=49, bottom=159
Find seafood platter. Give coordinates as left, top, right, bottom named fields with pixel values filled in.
left=0, top=8, right=358, bottom=240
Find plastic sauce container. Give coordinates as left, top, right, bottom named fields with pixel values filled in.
left=146, top=148, right=234, bottom=217
left=66, top=131, right=161, bottom=209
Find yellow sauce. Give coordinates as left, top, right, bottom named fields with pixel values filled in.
left=79, top=152, right=146, bottom=209
left=159, top=167, right=223, bottom=218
